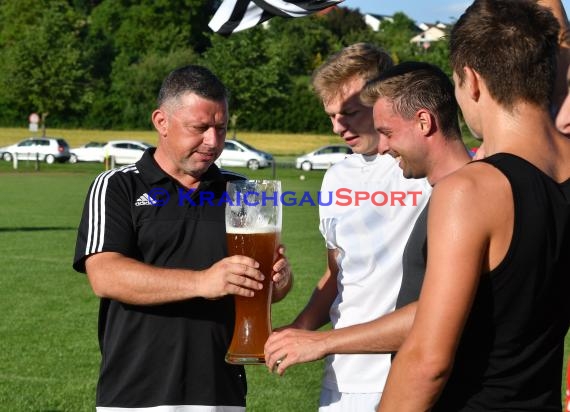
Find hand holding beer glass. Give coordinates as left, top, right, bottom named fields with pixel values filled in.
left=225, top=180, right=282, bottom=365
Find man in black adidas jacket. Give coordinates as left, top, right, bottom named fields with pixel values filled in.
left=73, top=65, right=292, bottom=411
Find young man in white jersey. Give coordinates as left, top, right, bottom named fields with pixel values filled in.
left=264, top=43, right=431, bottom=411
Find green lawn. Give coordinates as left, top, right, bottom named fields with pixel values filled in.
left=0, top=162, right=328, bottom=411
left=0, top=156, right=567, bottom=411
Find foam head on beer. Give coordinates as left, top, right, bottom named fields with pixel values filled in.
left=226, top=226, right=280, bottom=234
left=225, top=180, right=282, bottom=231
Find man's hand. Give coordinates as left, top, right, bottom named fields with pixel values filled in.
left=264, top=327, right=329, bottom=375
left=271, top=245, right=293, bottom=302
left=200, top=255, right=264, bottom=299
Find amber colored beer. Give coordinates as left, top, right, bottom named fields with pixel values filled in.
left=225, top=228, right=278, bottom=364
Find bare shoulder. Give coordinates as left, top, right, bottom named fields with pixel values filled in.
left=434, top=160, right=510, bottom=198
left=430, top=161, right=512, bottom=231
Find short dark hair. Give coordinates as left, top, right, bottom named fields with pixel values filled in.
left=157, top=65, right=228, bottom=108
left=450, top=0, right=559, bottom=110
left=361, top=61, right=461, bottom=140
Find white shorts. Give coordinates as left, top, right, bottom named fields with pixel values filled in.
left=318, top=388, right=381, bottom=412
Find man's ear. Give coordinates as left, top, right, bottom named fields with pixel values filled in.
left=417, top=109, right=435, bottom=136
left=463, top=66, right=481, bottom=102
left=151, top=109, right=168, bottom=137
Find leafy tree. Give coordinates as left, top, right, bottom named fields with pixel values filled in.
left=265, top=16, right=339, bottom=76
left=0, top=2, right=453, bottom=132
left=0, top=0, right=39, bottom=45
left=375, top=12, right=420, bottom=63
left=414, top=38, right=452, bottom=76
left=108, top=49, right=198, bottom=130
left=83, top=0, right=210, bottom=129
left=273, top=78, right=331, bottom=133
left=321, top=7, right=370, bottom=41
left=70, top=0, right=104, bottom=15
left=0, top=0, right=91, bottom=132
left=201, top=27, right=289, bottom=131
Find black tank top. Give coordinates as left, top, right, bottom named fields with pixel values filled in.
left=397, top=203, right=429, bottom=308
left=434, top=153, right=570, bottom=411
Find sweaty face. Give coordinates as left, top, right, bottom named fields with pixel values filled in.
left=373, top=97, right=428, bottom=179
left=323, top=77, right=378, bottom=155
left=154, top=93, right=227, bottom=181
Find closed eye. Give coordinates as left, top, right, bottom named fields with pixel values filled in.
left=377, top=128, right=392, bottom=137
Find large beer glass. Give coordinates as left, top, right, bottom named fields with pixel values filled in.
left=225, top=180, right=282, bottom=365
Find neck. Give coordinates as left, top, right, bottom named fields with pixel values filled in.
left=427, top=136, right=472, bottom=186
left=480, top=102, right=553, bottom=155
left=477, top=100, right=570, bottom=182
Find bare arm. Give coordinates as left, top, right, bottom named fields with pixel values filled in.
left=85, top=251, right=265, bottom=305
left=264, top=242, right=419, bottom=374
left=319, top=302, right=416, bottom=354
left=265, top=301, right=416, bottom=375
left=377, top=165, right=512, bottom=411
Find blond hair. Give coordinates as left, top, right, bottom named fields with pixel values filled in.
left=311, top=43, right=393, bottom=104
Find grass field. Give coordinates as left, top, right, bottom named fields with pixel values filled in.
left=0, top=159, right=330, bottom=411
left=0, top=128, right=567, bottom=411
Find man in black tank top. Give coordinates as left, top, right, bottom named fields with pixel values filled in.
left=377, top=1, right=570, bottom=411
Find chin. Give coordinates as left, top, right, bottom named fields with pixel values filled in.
left=401, top=166, right=415, bottom=179
left=181, top=161, right=211, bottom=176
left=466, top=124, right=482, bottom=140
left=354, top=145, right=377, bottom=156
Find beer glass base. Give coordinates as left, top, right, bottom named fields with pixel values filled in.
left=225, top=353, right=265, bottom=365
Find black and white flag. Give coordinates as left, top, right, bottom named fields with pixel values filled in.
left=209, top=0, right=344, bottom=35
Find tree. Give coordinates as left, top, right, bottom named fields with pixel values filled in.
left=0, top=2, right=452, bottom=132
left=109, top=49, right=198, bottom=129
left=201, top=27, right=289, bottom=130
left=266, top=16, right=339, bottom=76
left=0, top=0, right=91, bottom=131
left=414, top=39, right=452, bottom=76
left=375, top=12, right=420, bottom=63
left=84, top=0, right=209, bottom=129
left=321, top=7, right=370, bottom=41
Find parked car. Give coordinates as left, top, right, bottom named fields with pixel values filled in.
left=215, top=139, right=273, bottom=170
left=69, top=141, right=107, bottom=163
left=0, top=137, right=71, bottom=164
left=295, top=144, right=353, bottom=171
left=104, top=140, right=154, bottom=165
